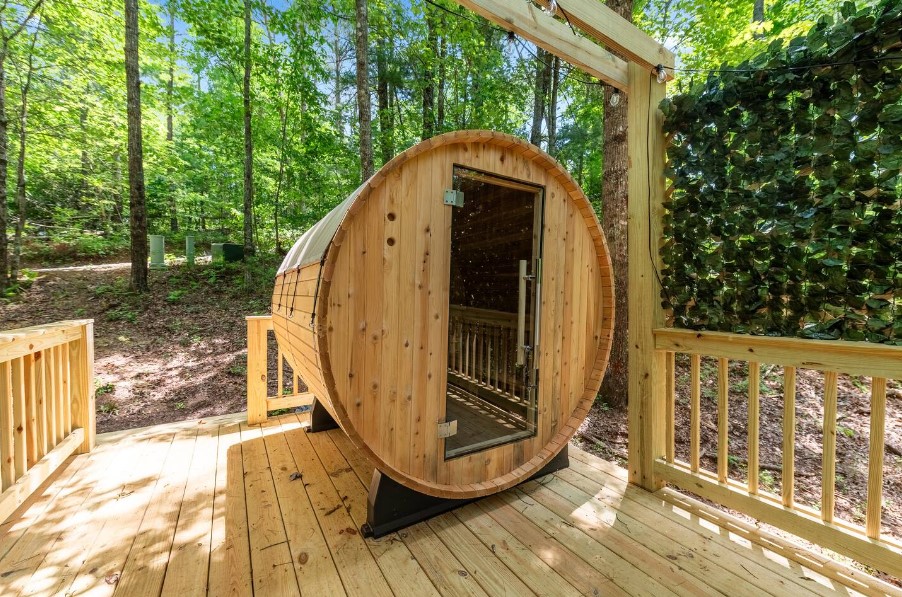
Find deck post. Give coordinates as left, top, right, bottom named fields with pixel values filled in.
left=68, top=320, right=95, bottom=454
left=246, top=316, right=269, bottom=424
left=627, top=62, right=667, bottom=491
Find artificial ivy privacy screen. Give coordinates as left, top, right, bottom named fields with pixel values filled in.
left=660, top=0, right=902, bottom=344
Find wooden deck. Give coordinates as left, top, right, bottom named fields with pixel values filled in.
left=0, top=413, right=898, bottom=597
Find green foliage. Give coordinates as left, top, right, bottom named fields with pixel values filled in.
left=107, top=307, right=138, bottom=323
left=166, top=289, right=187, bottom=302
left=661, top=0, right=902, bottom=345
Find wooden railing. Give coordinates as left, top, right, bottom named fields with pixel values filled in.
left=448, top=305, right=526, bottom=404
left=246, top=316, right=314, bottom=424
left=0, top=320, right=94, bottom=523
left=652, top=328, right=902, bottom=578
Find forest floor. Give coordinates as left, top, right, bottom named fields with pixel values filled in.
left=0, top=258, right=281, bottom=433
left=577, top=367, right=902, bottom=586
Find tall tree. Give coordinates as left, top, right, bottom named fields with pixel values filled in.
left=242, top=0, right=255, bottom=256
left=599, top=0, right=632, bottom=407
left=167, top=0, right=178, bottom=232
left=546, top=56, right=560, bottom=156
left=11, top=14, right=40, bottom=282
left=124, top=0, right=148, bottom=291
left=0, top=0, right=43, bottom=290
left=354, top=0, right=373, bottom=179
left=376, top=34, right=392, bottom=160
left=421, top=6, right=436, bottom=140
left=530, top=48, right=551, bottom=148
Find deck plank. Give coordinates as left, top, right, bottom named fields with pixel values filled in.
left=475, top=497, right=629, bottom=597
left=1, top=413, right=896, bottom=597
left=239, top=422, right=300, bottom=596
left=260, top=418, right=345, bottom=596
left=159, top=421, right=221, bottom=597
left=113, top=426, right=202, bottom=597
left=206, top=423, right=252, bottom=597
left=305, top=424, right=440, bottom=596
left=565, top=450, right=853, bottom=595
left=281, top=422, right=393, bottom=597
left=51, top=428, right=185, bottom=595
left=452, top=502, right=582, bottom=597
left=0, top=439, right=134, bottom=595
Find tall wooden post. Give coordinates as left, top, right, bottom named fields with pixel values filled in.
left=68, top=320, right=95, bottom=454
left=246, top=316, right=269, bottom=424
left=626, top=63, right=666, bottom=491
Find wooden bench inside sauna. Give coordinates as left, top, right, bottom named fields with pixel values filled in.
left=272, top=130, right=613, bottom=536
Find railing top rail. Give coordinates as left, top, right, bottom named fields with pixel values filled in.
left=450, top=305, right=518, bottom=327
left=0, top=319, right=94, bottom=364
left=654, top=327, right=902, bottom=380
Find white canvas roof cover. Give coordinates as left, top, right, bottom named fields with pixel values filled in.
left=277, top=181, right=366, bottom=274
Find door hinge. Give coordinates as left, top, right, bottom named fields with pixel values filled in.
left=443, top=189, right=464, bottom=207
left=437, top=419, right=458, bottom=438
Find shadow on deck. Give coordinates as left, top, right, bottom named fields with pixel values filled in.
left=0, top=412, right=897, bottom=596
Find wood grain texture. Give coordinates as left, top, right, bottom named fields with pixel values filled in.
left=272, top=131, right=614, bottom=498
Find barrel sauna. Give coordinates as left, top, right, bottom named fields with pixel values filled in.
left=273, top=130, right=613, bottom=499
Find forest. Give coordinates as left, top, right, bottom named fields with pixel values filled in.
left=0, top=0, right=841, bottom=282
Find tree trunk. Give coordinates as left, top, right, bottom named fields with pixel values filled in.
left=0, top=49, right=9, bottom=290
left=0, top=0, right=43, bottom=291
left=421, top=6, right=436, bottom=140
left=753, top=0, right=766, bottom=38
left=113, top=150, right=123, bottom=223
left=125, top=0, right=148, bottom=292
left=333, top=18, right=343, bottom=135
left=80, top=101, right=90, bottom=208
left=599, top=0, right=633, bottom=407
left=546, top=56, right=560, bottom=156
left=753, top=0, right=765, bottom=23
left=437, top=33, right=446, bottom=132
left=376, top=35, right=392, bottom=162
left=167, top=2, right=178, bottom=232
left=530, top=48, right=551, bottom=148
left=12, top=22, right=39, bottom=282
left=354, top=0, right=373, bottom=180
left=242, top=0, right=255, bottom=257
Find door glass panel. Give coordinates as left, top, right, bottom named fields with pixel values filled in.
left=444, top=166, right=543, bottom=459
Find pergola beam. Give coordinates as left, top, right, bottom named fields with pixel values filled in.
left=542, top=0, right=676, bottom=72
left=455, top=0, right=629, bottom=91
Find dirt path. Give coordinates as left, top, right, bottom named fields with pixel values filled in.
left=1, top=259, right=276, bottom=433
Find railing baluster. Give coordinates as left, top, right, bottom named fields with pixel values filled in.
left=822, top=370, right=838, bottom=524
left=782, top=366, right=796, bottom=508
left=24, top=353, right=37, bottom=467
left=690, top=354, right=701, bottom=473
left=61, top=345, right=72, bottom=436
left=34, top=351, right=47, bottom=458
left=11, top=357, right=27, bottom=479
left=0, top=361, right=13, bottom=490
left=748, top=361, right=760, bottom=494
left=866, top=377, right=887, bottom=540
left=277, top=346, right=284, bottom=398
left=717, top=357, right=729, bottom=483
left=45, top=348, right=57, bottom=448
left=665, top=351, right=675, bottom=463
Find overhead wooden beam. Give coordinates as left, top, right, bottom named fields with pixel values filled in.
left=542, top=0, right=675, bottom=72
left=455, top=0, right=629, bottom=91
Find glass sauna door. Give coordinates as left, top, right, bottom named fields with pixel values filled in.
left=444, top=166, right=543, bottom=459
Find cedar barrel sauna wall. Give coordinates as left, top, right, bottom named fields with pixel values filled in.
left=272, top=130, right=613, bottom=499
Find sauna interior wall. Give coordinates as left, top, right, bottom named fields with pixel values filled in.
left=273, top=140, right=609, bottom=497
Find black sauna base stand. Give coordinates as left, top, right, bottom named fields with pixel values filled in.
left=306, top=398, right=339, bottom=433
left=361, top=446, right=570, bottom=539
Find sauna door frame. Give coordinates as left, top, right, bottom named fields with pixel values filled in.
left=443, top=164, right=546, bottom=460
